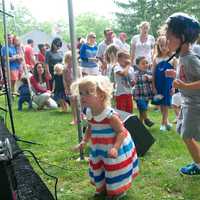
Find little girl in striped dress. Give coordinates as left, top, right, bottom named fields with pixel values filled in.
left=71, top=75, right=139, bottom=200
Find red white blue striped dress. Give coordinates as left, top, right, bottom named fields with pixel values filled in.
left=86, top=107, right=139, bottom=196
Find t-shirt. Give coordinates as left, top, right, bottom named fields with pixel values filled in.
left=192, top=44, right=200, bottom=56
left=113, top=38, right=130, bottom=52
left=1, top=45, right=20, bottom=70
left=37, top=52, right=45, bottom=63
left=24, top=45, right=35, bottom=69
left=18, top=84, right=30, bottom=97
left=96, top=41, right=108, bottom=59
left=80, top=43, right=98, bottom=68
left=45, top=50, right=63, bottom=76
left=131, top=34, right=155, bottom=64
left=30, top=75, right=49, bottom=94
left=178, top=51, right=200, bottom=106
left=114, top=65, right=135, bottom=96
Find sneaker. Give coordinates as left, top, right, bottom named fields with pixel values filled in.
left=166, top=123, right=173, bottom=131
left=180, top=163, right=200, bottom=175
left=160, top=125, right=166, bottom=131
left=144, top=119, right=154, bottom=127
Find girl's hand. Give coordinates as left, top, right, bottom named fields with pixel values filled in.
left=165, top=69, right=176, bottom=78
left=108, top=147, right=118, bottom=158
left=173, top=79, right=187, bottom=89
left=73, top=141, right=85, bottom=152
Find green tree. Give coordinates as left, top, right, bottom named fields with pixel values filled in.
left=8, top=4, right=38, bottom=36
left=0, top=4, right=112, bottom=45
left=75, top=13, right=111, bottom=43
left=114, top=0, right=200, bottom=39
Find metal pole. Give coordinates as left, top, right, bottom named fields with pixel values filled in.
left=2, top=0, right=12, bottom=102
left=67, top=0, right=84, bottom=160
left=0, top=9, right=14, bottom=18
left=9, top=1, right=18, bottom=34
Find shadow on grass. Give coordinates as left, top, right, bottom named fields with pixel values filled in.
left=49, top=110, right=71, bottom=116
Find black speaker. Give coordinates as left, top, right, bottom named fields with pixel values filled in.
left=116, top=109, right=155, bottom=157
left=0, top=163, right=13, bottom=200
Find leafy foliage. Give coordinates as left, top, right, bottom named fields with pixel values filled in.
left=114, top=0, right=200, bottom=39
left=75, top=13, right=111, bottom=43
left=0, top=3, right=111, bottom=44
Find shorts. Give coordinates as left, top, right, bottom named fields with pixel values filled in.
left=172, top=92, right=182, bottom=107
left=177, top=106, right=200, bottom=141
left=136, top=99, right=148, bottom=112
left=116, top=94, right=133, bottom=113
left=10, top=70, right=19, bottom=81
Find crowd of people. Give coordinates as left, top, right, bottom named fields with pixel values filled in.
left=0, top=12, right=200, bottom=200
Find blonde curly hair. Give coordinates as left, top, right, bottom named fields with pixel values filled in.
left=71, top=75, right=113, bottom=106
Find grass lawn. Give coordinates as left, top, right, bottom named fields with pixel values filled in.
left=1, top=96, right=200, bottom=200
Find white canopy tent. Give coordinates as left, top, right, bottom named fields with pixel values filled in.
left=20, top=29, right=68, bottom=53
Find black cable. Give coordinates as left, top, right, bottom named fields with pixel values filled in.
left=25, top=154, right=69, bottom=172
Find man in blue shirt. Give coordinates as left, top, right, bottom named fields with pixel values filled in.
left=1, top=34, right=21, bottom=93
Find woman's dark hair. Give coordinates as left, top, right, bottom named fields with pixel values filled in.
left=51, top=37, right=62, bottom=51
left=33, top=62, right=46, bottom=82
left=27, top=39, right=34, bottom=44
left=38, top=44, right=44, bottom=51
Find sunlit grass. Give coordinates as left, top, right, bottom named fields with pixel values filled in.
left=1, top=96, right=199, bottom=200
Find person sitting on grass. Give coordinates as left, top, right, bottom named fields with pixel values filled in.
left=30, top=62, right=57, bottom=110
left=165, top=12, right=200, bottom=175
left=71, top=75, right=139, bottom=200
left=18, top=77, right=32, bottom=111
